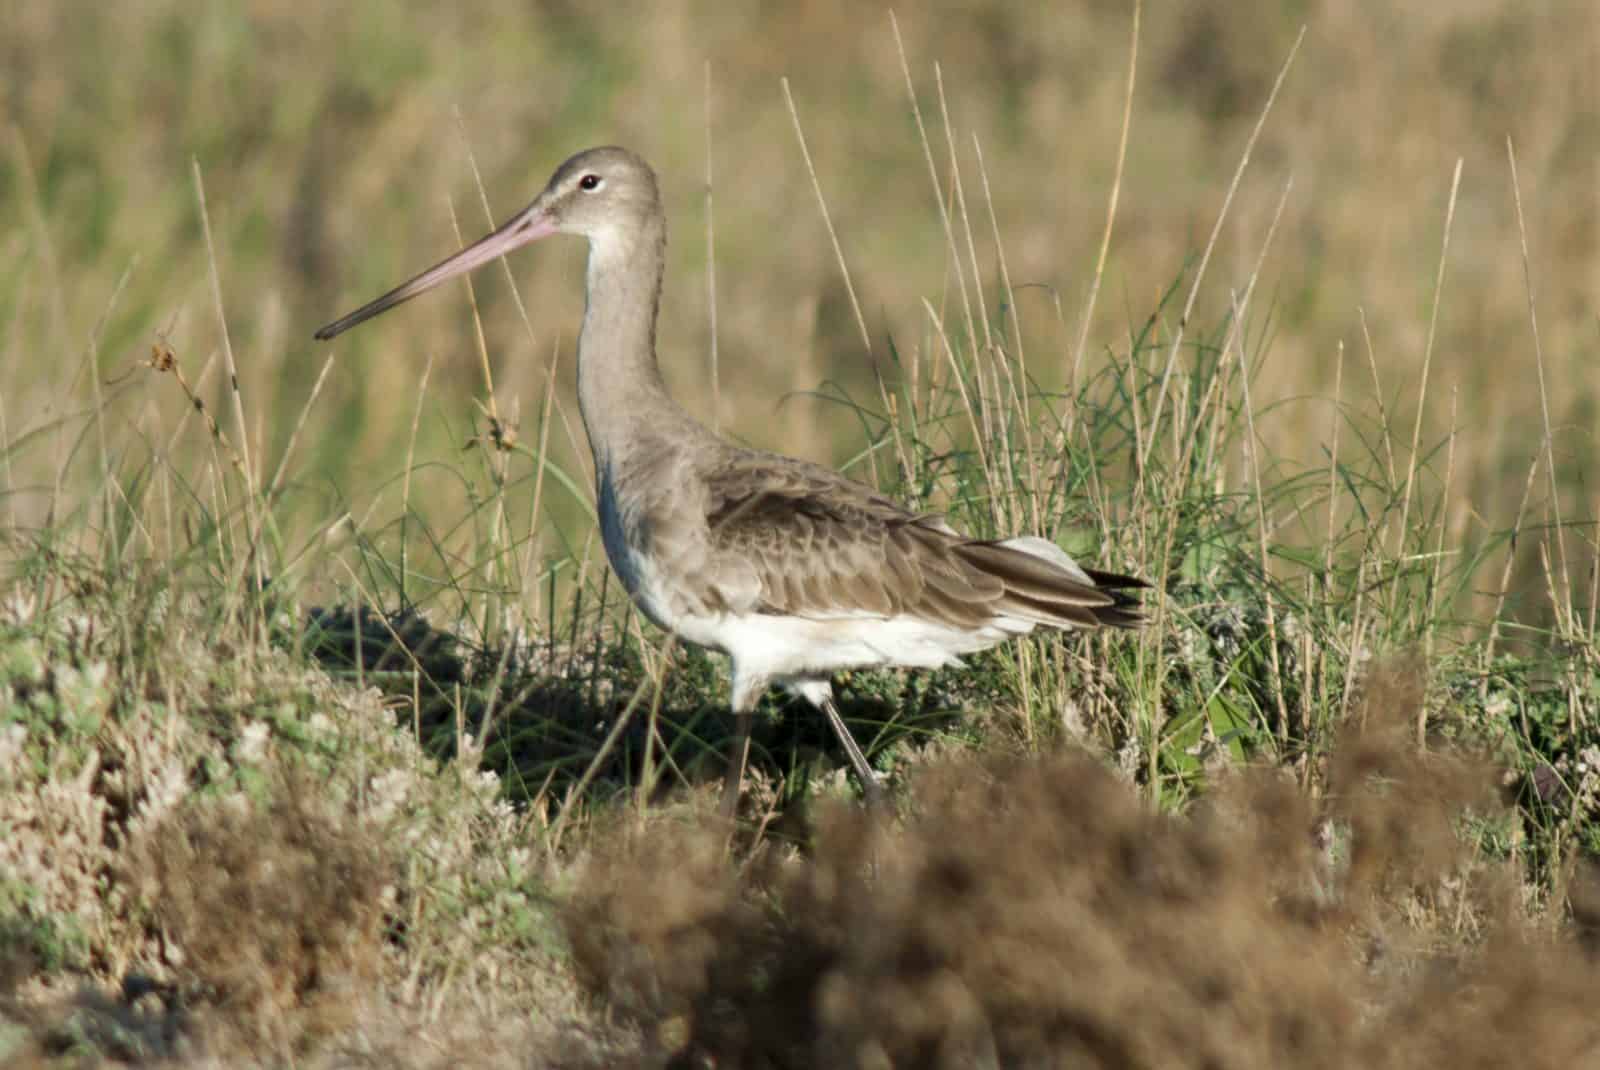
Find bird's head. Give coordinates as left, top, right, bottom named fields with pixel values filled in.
left=314, top=145, right=661, bottom=341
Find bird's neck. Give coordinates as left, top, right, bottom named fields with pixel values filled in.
left=575, top=215, right=703, bottom=475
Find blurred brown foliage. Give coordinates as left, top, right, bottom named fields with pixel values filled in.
left=570, top=673, right=1599, bottom=1069
left=125, top=774, right=389, bottom=1053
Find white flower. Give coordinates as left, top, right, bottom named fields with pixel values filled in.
left=139, top=759, right=190, bottom=825
left=1059, top=699, right=1087, bottom=739
left=1280, top=612, right=1302, bottom=643
left=0, top=722, right=25, bottom=777
left=1115, top=738, right=1141, bottom=783
left=234, top=720, right=271, bottom=764
left=0, top=590, right=37, bottom=625
left=367, top=768, right=415, bottom=824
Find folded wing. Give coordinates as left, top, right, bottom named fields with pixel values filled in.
left=695, top=456, right=1145, bottom=631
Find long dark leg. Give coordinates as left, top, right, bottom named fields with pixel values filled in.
left=820, top=696, right=884, bottom=806
left=720, top=710, right=753, bottom=820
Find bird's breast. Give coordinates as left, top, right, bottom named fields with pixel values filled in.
left=595, top=452, right=781, bottom=652
left=596, top=465, right=644, bottom=588
left=596, top=460, right=687, bottom=635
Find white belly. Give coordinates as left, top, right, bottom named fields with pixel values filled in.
left=678, top=608, right=1033, bottom=683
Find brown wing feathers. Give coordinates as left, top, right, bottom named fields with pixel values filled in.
left=706, top=467, right=1144, bottom=631
left=959, top=541, right=1148, bottom=628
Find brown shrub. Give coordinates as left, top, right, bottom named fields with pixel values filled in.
left=569, top=709, right=1600, bottom=1069
left=572, top=757, right=1360, bottom=1069
left=1360, top=932, right=1600, bottom=1069
left=1328, top=662, right=1497, bottom=903
left=125, top=770, right=389, bottom=1055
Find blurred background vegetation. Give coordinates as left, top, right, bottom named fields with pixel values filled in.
left=2, top=0, right=1593, bottom=610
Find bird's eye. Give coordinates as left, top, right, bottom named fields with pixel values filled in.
left=579, top=174, right=602, bottom=192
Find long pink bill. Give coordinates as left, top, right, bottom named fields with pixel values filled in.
left=314, top=206, right=557, bottom=341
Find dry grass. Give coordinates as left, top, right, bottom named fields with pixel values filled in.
left=3, top=4, right=1594, bottom=610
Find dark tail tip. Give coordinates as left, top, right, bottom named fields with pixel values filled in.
left=1084, top=568, right=1150, bottom=591
left=1087, top=568, right=1149, bottom=628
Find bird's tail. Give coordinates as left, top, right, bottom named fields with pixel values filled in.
left=954, top=535, right=1148, bottom=630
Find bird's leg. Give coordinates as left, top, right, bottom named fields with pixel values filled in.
left=820, top=696, right=884, bottom=807
left=720, top=710, right=753, bottom=820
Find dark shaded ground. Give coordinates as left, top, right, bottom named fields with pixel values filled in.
left=300, top=602, right=983, bottom=807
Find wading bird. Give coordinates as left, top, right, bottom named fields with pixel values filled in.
left=316, top=146, right=1144, bottom=813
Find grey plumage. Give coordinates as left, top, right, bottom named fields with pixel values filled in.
left=315, top=145, right=1145, bottom=812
